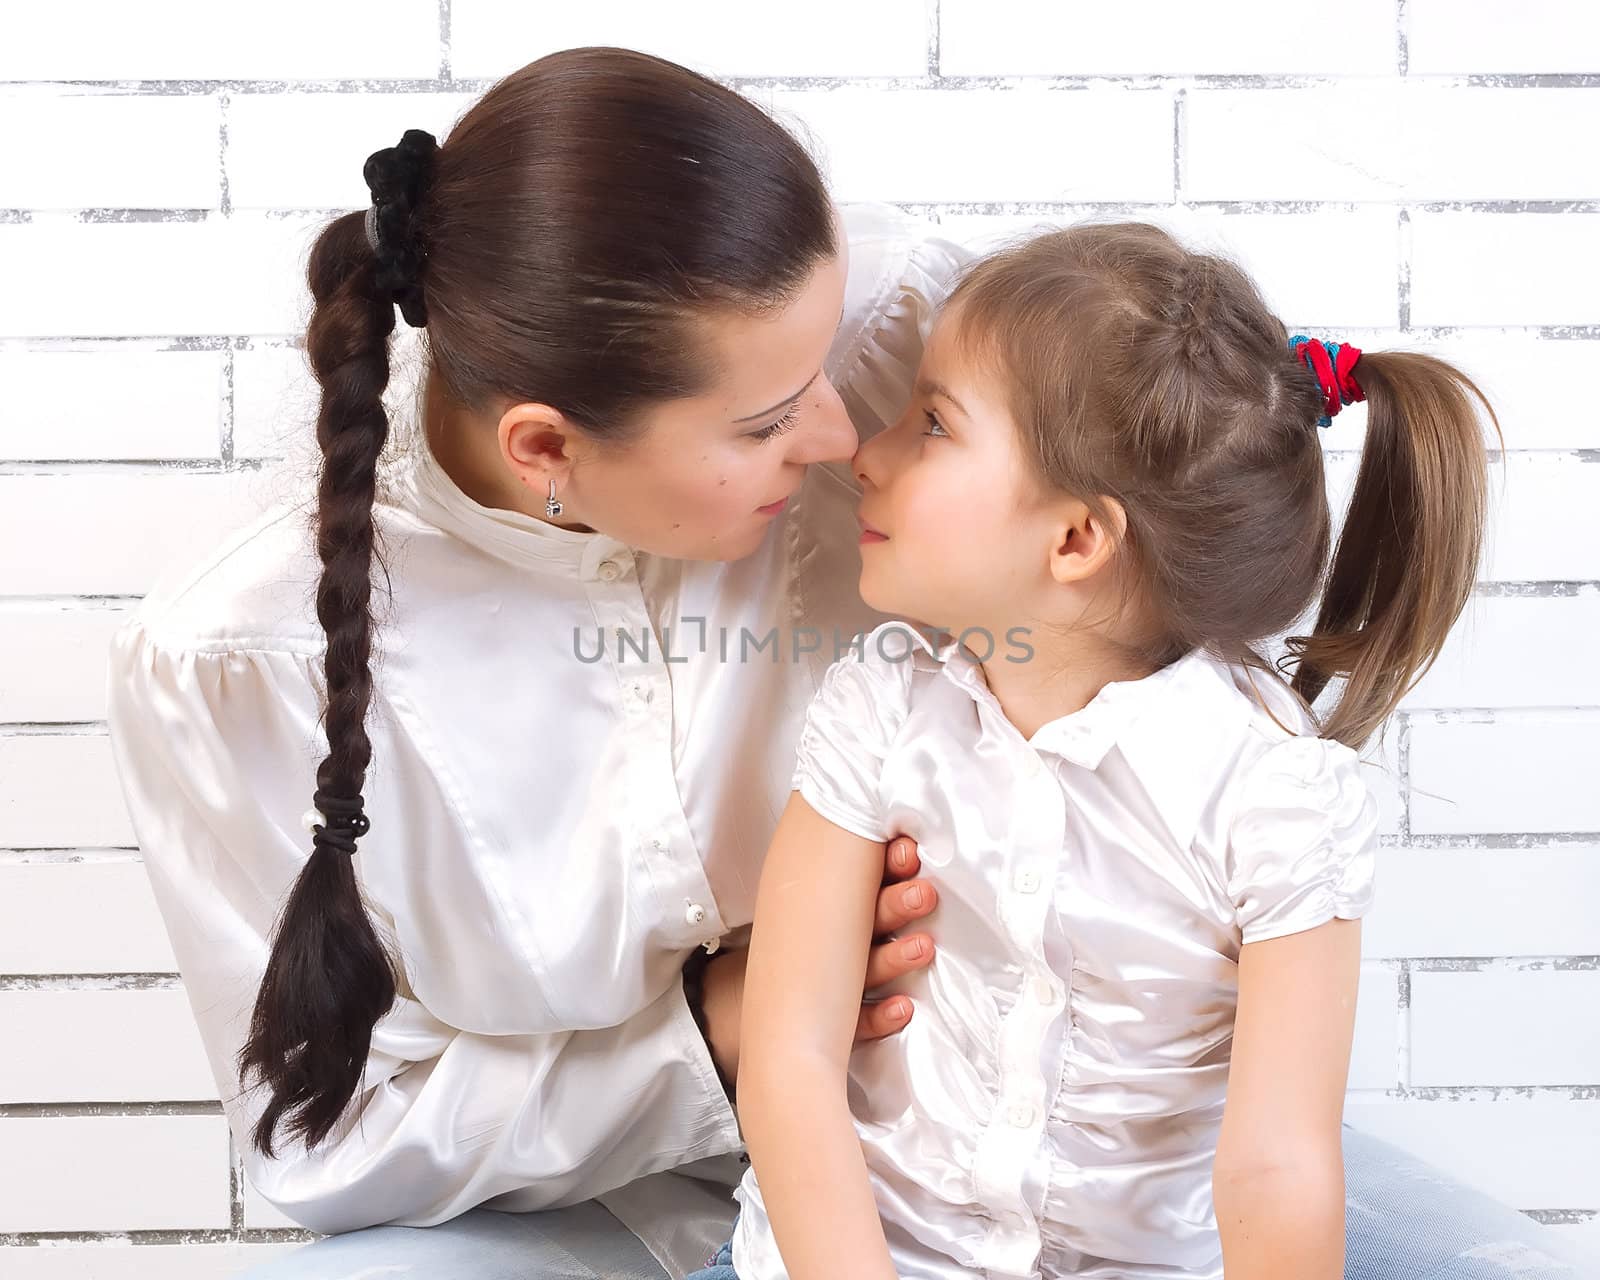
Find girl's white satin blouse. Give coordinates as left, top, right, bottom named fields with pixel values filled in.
left=731, top=623, right=1378, bottom=1280
left=104, top=205, right=969, bottom=1277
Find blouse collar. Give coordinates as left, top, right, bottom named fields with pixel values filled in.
left=393, top=428, right=636, bottom=582
left=914, top=629, right=1238, bottom=771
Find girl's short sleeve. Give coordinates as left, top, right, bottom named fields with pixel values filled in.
left=791, top=624, right=918, bottom=843
left=1227, top=736, right=1379, bottom=945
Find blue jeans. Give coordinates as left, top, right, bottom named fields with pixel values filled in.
left=239, top=1128, right=1597, bottom=1279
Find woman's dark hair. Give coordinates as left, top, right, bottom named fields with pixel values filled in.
left=238, top=47, right=837, bottom=1158
left=948, top=223, right=1497, bottom=750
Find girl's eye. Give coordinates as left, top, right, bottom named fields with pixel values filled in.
left=750, top=405, right=801, bottom=442
left=922, top=410, right=949, bottom=438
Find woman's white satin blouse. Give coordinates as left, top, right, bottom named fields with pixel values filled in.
left=104, top=205, right=968, bottom=1276
left=732, top=623, right=1378, bottom=1280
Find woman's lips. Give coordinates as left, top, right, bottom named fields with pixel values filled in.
left=858, top=515, right=888, bottom=544
left=756, top=496, right=789, bottom=516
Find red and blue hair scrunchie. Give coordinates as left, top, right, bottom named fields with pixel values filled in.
left=1289, top=335, right=1365, bottom=428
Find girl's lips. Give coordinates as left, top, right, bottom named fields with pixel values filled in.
left=858, top=515, right=888, bottom=543
left=756, top=497, right=789, bottom=515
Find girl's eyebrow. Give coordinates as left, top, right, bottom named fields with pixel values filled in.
left=916, top=378, right=970, bottom=419
left=734, top=369, right=821, bottom=423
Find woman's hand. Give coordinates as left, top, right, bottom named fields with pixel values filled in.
left=701, top=834, right=937, bottom=1085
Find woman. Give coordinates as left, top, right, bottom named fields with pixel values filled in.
left=106, top=47, right=1592, bottom=1280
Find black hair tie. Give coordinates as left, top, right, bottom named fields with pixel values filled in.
left=362, top=128, right=438, bottom=329
left=308, top=788, right=371, bottom=856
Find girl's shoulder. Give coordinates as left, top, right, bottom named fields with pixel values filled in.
left=809, top=619, right=944, bottom=722
left=1108, top=652, right=1372, bottom=850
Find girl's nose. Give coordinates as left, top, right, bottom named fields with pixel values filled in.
left=851, top=416, right=892, bottom=491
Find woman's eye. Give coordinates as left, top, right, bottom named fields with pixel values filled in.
left=922, top=410, right=949, bottom=438
left=750, top=405, right=800, bottom=442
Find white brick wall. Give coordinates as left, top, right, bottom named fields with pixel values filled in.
left=2, top=2, right=1596, bottom=1273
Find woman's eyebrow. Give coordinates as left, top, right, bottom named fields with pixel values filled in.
left=734, top=369, right=822, bottom=423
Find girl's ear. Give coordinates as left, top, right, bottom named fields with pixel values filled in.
left=1048, top=496, right=1127, bottom=586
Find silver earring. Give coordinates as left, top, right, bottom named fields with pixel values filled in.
left=546, top=480, right=563, bottom=518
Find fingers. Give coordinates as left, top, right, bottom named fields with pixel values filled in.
left=855, top=994, right=914, bottom=1043
left=873, top=877, right=938, bottom=937
left=863, top=931, right=933, bottom=990
left=882, top=835, right=922, bottom=884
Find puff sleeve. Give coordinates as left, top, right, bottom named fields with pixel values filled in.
left=790, top=623, right=919, bottom=843
left=1226, top=736, right=1379, bottom=946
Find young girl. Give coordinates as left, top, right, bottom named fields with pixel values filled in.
left=724, top=223, right=1495, bottom=1280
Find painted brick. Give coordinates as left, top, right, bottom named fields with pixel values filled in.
left=0, top=0, right=439, bottom=80
left=0, top=604, right=132, bottom=723
left=0, top=1116, right=231, bottom=1231
left=0, top=988, right=217, bottom=1102
left=1405, top=595, right=1600, bottom=710
left=0, top=471, right=279, bottom=596
left=0, top=216, right=325, bottom=339
left=1407, top=0, right=1600, bottom=75
left=766, top=87, right=1174, bottom=203
left=450, top=0, right=930, bottom=80
left=0, top=90, right=221, bottom=210
left=1363, top=848, right=1600, bottom=959
left=1363, top=844, right=1600, bottom=953
left=1349, top=964, right=1402, bottom=1091
left=940, top=0, right=1396, bottom=75
left=1410, top=970, right=1600, bottom=1087
left=0, top=736, right=134, bottom=849
left=937, top=207, right=1400, bottom=329
left=225, top=93, right=476, bottom=211
left=0, top=348, right=225, bottom=462
left=0, top=861, right=177, bottom=974
left=1481, top=455, right=1600, bottom=584
left=1411, top=214, right=1600, bottom=328
left=1409, top=716, right=1600, bottom=835
left=1185, top=87, right=1600, bottom=203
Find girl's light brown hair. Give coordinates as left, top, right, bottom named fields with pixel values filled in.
left=949, top=222, right=1496, bottom=750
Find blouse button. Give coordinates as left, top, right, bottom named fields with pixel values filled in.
left=684, top=902, right=708, bottom=927
left=1024, top=752, right=1043, bottom=778
left=1033, top=976, right=1058, bottom=1004
left=597, top=559, right=622, bottom=582
left=1007, top=1101, right=1035, bottom=1128
left=1013, top=866, right=1041, bottom=894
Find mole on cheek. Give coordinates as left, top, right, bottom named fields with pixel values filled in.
left=718, top=477, right=727, bottom=486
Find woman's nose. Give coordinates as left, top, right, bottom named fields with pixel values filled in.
left=790, top=378, right=858, bottom=466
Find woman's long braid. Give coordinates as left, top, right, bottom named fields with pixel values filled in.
left=237, top=132, right=436, bottom=1158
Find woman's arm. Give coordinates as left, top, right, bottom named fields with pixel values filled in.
left=1214, top=917, right=1362, bottom=1280
left=106, top=624, right=744, bottom=1233
left=737, top=791, right=902, bottom=1280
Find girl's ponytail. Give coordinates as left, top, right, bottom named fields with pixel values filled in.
left=236, top=204, right=402, bottom=1159
left=1288, top=351, right=1499, bottom=749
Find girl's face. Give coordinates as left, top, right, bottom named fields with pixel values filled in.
left=489, top=248, right=857, bottom=564
left=852, top=309, right=1063, bottom=639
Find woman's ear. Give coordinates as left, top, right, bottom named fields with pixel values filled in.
left=498, top=401, right=584, bottom=491
left=1048, top=496, right=1127, bottom=586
